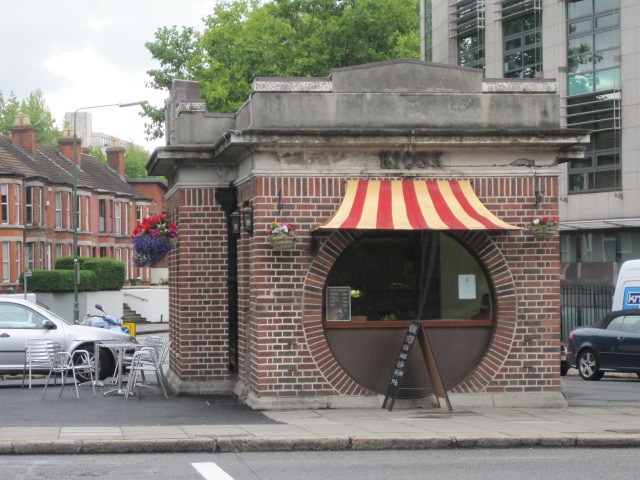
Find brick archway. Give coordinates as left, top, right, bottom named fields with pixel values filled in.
left=301, top=230, right=518, bottom=396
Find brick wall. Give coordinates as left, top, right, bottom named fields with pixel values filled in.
left=168, top=188, right=232, bottom=387
left=170, top=174, right=561, bottom=399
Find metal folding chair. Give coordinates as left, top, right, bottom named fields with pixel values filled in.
left=22, top=339, right=53, bottom=389
left=125, top=343, right=169, bottom=399
left=41, top=342, right=96, bottom=399
left=113, top=335, right=169, bottom=385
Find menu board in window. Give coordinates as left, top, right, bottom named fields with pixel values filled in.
left=326, top=286, right=351, bottom=321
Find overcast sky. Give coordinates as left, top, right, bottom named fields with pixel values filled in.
left=2, top=0, right=216, bottom=152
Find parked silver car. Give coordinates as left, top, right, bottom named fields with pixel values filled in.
left=0, top=298, right=136, bottom=380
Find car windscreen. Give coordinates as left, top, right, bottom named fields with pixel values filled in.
left=35, top=305, right=73, bottom=325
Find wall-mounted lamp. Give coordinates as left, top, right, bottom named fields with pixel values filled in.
left=241, top=202, right=254, bottom=236
left=229, top=212, right=241, bottom=237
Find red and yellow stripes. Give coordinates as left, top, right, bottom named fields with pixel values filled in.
left=316, top=180, right=519, bottom=230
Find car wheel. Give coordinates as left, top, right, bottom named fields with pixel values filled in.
left=578, top=349, right=603, bottom=381
left=74, top=345, right=114, bottom=381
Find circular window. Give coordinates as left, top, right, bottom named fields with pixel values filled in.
left=324, top=231, right=495, bottom=396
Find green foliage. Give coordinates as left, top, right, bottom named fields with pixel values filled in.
left=53, top=257, right=125, bottom=291
left=143, top=25, right=204, bottom=140
left=88, top=146, right=107, bottom=164
left=0, top=92, right=20, bottom=135
left=55, top=256, right=91, bottom=270
left=125, top=143, right=153, bottom=178
left=144, top=0, right=420, bottom=137
left=20, top=269, right=98, bottom=292
left=82, top=258, right=126, bottom=291
left=0, top=89, right=62, bottom=146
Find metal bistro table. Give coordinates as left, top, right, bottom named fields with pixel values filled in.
left=98, top=342, right=143, bottom=396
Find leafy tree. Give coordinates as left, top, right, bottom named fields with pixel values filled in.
left=0, top=92, right=20, bottom=134
left=144, top=0, right=420, bottom=138
left=0, top=90, right=62, bottom=146
left=143, top=25, right=204, bottom=140
left=88, top=146, right=107, bottom=164
left=125, top=144, right=153, bottom=178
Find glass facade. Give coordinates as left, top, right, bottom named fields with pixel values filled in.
left=566, top=0, right=621, bottom=193
left=566, top=91, right=621, bottom=192
left=501, top=0, right=542, bottom=78
left=453, top=0, right=485, bottom=69
left=424, top=0, right=433, bottom=61
left=561, top=230, right=639, bottom=264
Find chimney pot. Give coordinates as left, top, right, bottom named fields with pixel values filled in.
left=58, top=136, right=83, bottom=168
left=10, top=113, right=37, bottom=155
left=106, top=144, right=126, bottom=177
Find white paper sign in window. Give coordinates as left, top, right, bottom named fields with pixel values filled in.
left=458, top=274, right=476, bottom=300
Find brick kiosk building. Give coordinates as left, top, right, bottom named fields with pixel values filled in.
left=149, top=60, right=589, bottom=409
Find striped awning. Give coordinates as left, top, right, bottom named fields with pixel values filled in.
left=315, top=180, right=520, bottom=231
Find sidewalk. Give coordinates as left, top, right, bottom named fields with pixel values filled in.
left=3, top=325, right=640, bottom=455
left=3, top=404, right=640, bottom=454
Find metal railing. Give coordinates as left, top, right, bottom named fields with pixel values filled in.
left=560, top=284, right=614, bottom=341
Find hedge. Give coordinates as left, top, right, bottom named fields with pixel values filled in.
left=20, top=269, right=98, bottom=292
left=82, top=258, right=125, bottom=291
left=23, top=257, right=125, bottom=292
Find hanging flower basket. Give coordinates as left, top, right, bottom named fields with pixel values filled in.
left=530, top=217, right=559, bottom=240
left=266, top=222, right=298, bottom=251
left=131, top=214, right=178, bottom=267
left=267, top=234, right=298, bottom=251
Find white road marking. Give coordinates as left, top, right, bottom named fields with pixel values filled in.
left=192, top=462, right=235, bottom=480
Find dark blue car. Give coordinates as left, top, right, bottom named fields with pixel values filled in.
left=567, top=310, right=640, bottom=381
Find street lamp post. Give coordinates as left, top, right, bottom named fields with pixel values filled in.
left=72, top=101, right=143, bottom=323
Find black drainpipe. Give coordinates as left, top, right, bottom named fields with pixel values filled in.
left=215, top=183, right=239, bottom=370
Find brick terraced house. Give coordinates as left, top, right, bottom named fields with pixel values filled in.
left=149, top=60, right=590, bottom=409
left=0, top=113, right=159, bottom=287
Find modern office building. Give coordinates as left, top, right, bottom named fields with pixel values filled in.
left=64, top=112, right=136, bottom=151
left=425, top=0, right=637, bottom=299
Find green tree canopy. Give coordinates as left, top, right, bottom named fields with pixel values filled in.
left=88, top=146, right=107, bottom=164
left=125, top=143, right=153, bottom=178
left=144, top=0, right=420, bottom=139
left=89, top=142, right=154, bottom=179
left=0, top=89, right=61, bottom=146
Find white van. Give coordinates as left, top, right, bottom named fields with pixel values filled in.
left=611, top=260, right=640, bottom=310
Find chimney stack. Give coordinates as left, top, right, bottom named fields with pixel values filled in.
left=10, top=113, right=37, bottom=155
left=106, top=138, right=126, bottom=177
left=58, top=131, right=83, bottom=168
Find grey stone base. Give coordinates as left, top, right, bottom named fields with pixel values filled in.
left=170, top=373, right=568, bottom=410
left=241, top=390, right=568, bottom=410
left=164, top=370, right=236, bottom=396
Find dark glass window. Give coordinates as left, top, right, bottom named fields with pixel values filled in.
left=454, top=0, right=485, bottom=70
left=25, top=187, right=33, bottom=225
left=567, top=90, right=621, bottom=193
left=99, top=199, right=106, bottom=233
left=566, top=0, right=620, bottom=194
left=501, top=1, right=542, bottom=78
left=326, top=232, right=492, bottom=323
left=566, top=0, right=620, bottom=96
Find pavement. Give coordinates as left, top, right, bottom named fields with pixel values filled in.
left=2, top=322, right=640, bottom=455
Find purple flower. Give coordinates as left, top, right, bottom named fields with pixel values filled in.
left=133, top=234, right=174, bottom=267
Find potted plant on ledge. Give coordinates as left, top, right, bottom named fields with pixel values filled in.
left=266, top=221, right=298, bottom=251
left=131, top=214, right=178, bottom=267
left=530, top=216, right=559, bottom=240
